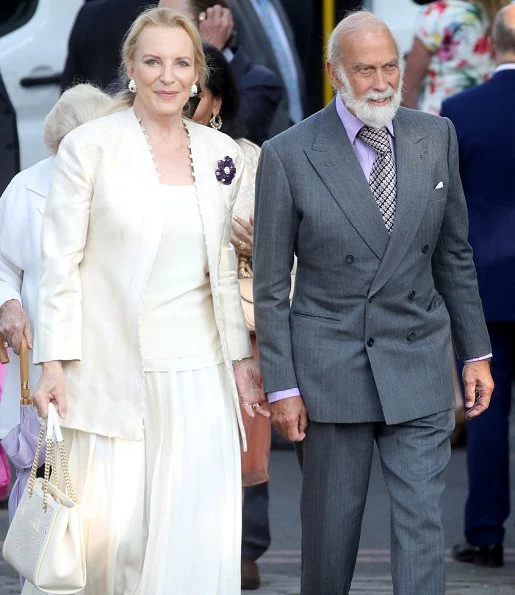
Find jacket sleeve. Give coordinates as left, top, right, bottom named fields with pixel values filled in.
left=218, top=144, right=252, bottom=361
left=253, top=141, right=299, bottom=392
left=431, top=118, right=491, bottom=360
left=0, top=178, right=25, bottom=307
left=33, top=132, right=97, bottom=364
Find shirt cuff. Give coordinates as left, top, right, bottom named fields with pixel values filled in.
left=463, top=353, right=493, bottom=363
left=222, top=48, right=234, bottom=62
left=267, top=388, right=301, bottom=403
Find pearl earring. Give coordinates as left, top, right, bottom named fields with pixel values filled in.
left=128, top=79, right=137, bottom=93
left=209, top=114, right=222, bottom=130
left=190, top=83, right=198, bottom=97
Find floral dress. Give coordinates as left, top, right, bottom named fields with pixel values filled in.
left=415, top=0, right=495, bottom=114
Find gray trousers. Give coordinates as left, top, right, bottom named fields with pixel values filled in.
left=300, top=410, right=454, bottom=595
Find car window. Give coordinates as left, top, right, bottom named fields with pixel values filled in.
left=0, top=0, right=38, bottom=38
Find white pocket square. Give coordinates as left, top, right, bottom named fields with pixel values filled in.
left=434, top=181, right=444, bottom=190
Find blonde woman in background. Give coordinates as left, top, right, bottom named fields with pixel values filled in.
left=403, top=0, right=510, bottom=114
left=30, top=8, right=267, bottom=594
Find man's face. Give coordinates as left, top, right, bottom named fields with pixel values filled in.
left=328, top=27, right=403, bottom=128
left=158, top=0, right=195, bottom=21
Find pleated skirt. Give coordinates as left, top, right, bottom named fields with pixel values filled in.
left=61, top=361, right=242, bottom=595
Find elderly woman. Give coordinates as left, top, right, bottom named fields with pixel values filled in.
left=0, top=84, right=115, bottom=440
left=30, top=7, right=267, bottom=594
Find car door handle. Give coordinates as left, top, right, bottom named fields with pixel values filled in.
left=20, top=73, right=62, bottom=87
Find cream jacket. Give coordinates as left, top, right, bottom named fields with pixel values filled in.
left=0, top=157, right=53, bottom=437
left=33, top=109, right=252, bottom=444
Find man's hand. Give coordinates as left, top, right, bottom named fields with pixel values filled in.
left=234, top=358, right=270, bottom=419
left=199, top=5, right=234, bottom=51
left=0, top=299, right=33, bottom=354
left=270, top=396, right=308, bottom=442
left=462, top=359, right=494, bottom=420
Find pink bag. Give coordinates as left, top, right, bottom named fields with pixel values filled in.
left=1, top=361, right=12, bottom=499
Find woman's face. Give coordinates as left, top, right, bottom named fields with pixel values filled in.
left=192, top=86, right=222, bottom=126
left=127, top=25, right=198, bottom=118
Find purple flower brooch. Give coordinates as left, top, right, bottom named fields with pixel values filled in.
left=215, top=156, right=236, bottom=185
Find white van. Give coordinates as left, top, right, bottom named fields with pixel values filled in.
left=0, top=0, right=82, bottom=169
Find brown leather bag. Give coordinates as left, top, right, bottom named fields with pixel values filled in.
left=239, top=274, right=295, bottom=333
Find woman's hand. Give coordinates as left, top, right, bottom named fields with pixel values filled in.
left=231, top=215, right=253, bottom=258
left=0, top=299, right=33, bottom=354
left=31, top=361, right=67, bottom=419
left=234, top=357, right=270, bottom=419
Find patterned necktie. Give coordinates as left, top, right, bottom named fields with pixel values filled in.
left=254, top=0, right=303, bottom=123
left=357, top=126, right=396, bottom=234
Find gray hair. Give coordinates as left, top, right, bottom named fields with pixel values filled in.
left=492, top=4, right=515, bottom=55
left=43, top=84, right=115, bottom=154
left=327, top=10, right=400, bottom=64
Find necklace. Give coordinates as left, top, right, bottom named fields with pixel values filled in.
left=135, top=112, right=195, bottom=183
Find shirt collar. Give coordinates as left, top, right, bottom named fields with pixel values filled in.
left=494, top=63, right=515, bottom=74
left=335, top=93, right=395, bottom=144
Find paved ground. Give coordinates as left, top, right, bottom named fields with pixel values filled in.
left=1, top=415, right=514, bottom=594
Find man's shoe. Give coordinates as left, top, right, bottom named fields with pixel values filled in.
left=241, top=558, right=260, bottom=590
left=452, top=542, right=504, bottom=567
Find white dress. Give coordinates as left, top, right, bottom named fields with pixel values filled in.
left=60, top=185, right=242, bottom=594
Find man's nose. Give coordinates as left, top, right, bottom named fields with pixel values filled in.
left=372, top=70, right=388, bottom=91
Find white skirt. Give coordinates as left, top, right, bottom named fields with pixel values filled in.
left=61, top=361, right=242, bottom=595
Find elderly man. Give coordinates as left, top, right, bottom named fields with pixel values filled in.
left=441, top=3, right=515, bottom=568
left=253, top=11, right=494, bottom=594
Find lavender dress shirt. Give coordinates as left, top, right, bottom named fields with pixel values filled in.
left=267, top=95, right=490, bottom=404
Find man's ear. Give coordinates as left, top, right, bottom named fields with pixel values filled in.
left=326, top=61, right=341, bottom=90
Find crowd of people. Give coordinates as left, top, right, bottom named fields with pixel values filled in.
left=0, top=0, right=514, bottom=593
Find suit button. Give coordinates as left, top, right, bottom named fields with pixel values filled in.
left=345, top=255, right=354, bottom=264
left=408, top=290, right=416, bottom=301
left=367, top=338, right=375, bottom=347
left=422, top=245, right=430, bottom=254
left=406, top=331, right=416, bottom=341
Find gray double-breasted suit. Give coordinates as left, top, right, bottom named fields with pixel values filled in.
left=253, top=100, right=491, bottom=594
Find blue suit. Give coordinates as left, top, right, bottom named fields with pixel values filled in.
left=441, top=68, right=515, bottom=546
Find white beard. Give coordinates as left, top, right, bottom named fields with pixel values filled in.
left=337, top=66, right=403, bottom=129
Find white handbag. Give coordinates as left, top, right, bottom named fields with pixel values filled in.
left=2, top=403, right=86, bottom=594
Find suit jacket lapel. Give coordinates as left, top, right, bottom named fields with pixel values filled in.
left=369, top=109, right=431, bottom=295
left=305, top=101, right=389, bottom=260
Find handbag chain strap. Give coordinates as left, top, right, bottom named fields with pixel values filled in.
left=27, top=404, right=76, bottom=510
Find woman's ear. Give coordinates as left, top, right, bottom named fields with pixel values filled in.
left=212, top=96, right=223, bottom=116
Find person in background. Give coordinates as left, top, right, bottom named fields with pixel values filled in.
left=0, top=70, right=19, bottom=195
left=441, top=3, right=515, bottom=568
left=191, top=44, right=270, bottom=590
left=227, top=0, right=306, bottom=135
left=31, top=8, right=267, bottom=594
left=192, top=0, right=283, bottom=144
left=0, top=84, right=114, bottom=442
left=403, top=0, right=509, bottom=114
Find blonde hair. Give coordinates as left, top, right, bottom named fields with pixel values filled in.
left=479, top=0, right=511, bottom=25
left=114, top=6, right=207, bottom=109
left=43, top=84, right=115, bottom=154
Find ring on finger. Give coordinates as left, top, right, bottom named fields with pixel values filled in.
left=251, top=402, right=261, bottom=410
left=237, top=240, right=247, bottom=251
left=199, top=11, right=206, bottom=21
